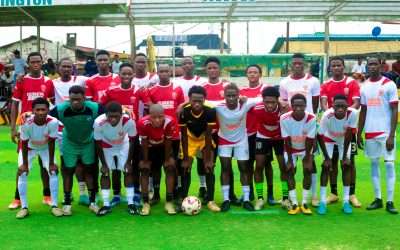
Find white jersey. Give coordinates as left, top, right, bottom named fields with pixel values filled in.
left=52, top=76, right=87, bottom=105
left=175, top=75, right=206, bottom=101
left=216, top=101, right=256, bottom=144
left=280, top=111, right=316, bottom=154
left=279, top=74, right=320, bottom=114
left=360, top=76, right=399, bottom=139
left=20, top=115, right=59, bottom=150
left=319, top=107, right=358, bottom=145
left=132, top=72, right=159, bottom=89
left=94, top=114, right=137, bottom=148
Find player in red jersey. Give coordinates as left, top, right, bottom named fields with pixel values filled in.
left=9, top=52, right=52, bottom=209
left=138, top=104, right=177, bottom=215
left=320, top=56, right=361, bottom=207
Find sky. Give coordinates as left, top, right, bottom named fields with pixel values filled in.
left=0, top=21, right=399, bottom=54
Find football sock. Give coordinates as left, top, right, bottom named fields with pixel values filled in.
left=199, top=175, right=206, bottom=188
left=206, top=172, right=215, bottom=201
left=78, top=182, right=87, bottom=196
left=14, top=188, right=20, bottom=200
left=89, top=189, right=96, bottom=203
left=222, top=185, right=230, bottom=201
left=281, top=181, right=289, bottom=199
left=302, top=189, right=310, bottom=205
left=149, top=177, right=154, bottom=192
left=385, top=161, right=395, bottom=202
left=102, top=189, right=110, bottom=207
left=154, top=185, right=160, bottom=198
left=349, top=184, right=355, bottom=196
left=49, top=173, right=58, bottom=207
left=133, top=184, right=141, bottom=205
left=143, top=194, right=149, bottom=203
left=43, top=187, right=50, bottom=197
left=371, top=158, right=381, bottom=199
left=177, top=176, right=182, bottom=188
left=320, top=186, right=327, bottom=204
left=311, top=173, right=317, bottom=197
left=330, top=184, right=338, bottom=196
left=343, top=186, right=350, bottom=203
left=255, top=182, right=264, bottom=199
left=242, top=185, right=250, bottom=202
left=267, top=184, right=273, bottom=199
left=289, top=189, right=298, bottom=206
left=126, top=187, right=134, bottom=205
left=18, top=173, right=28, bottom=208
left=166, top=193, right=174, bottom=202
left=64, top=192, right=72, bottom=205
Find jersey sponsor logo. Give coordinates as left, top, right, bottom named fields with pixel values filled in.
left=159, top=100, right=175, bottom=109
left=27, top=92, right=45, bottom=101
left=225, top=122, right=241, bottom=131
left=367, top=97, right=382, bottom=106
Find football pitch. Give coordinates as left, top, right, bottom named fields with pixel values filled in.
left=0, top=126, right=399, bottom=250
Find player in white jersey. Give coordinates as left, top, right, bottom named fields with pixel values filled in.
left=47, top=58, right=90, bottom=206
left=317, top=95, right=358, bottom=215
left=175, top=57, right=206, bottom=100
left=279, top=53, right=320, bottom=207
left=358, top=57, right=399, bottom=214
left=94, top=102, right=138, bottom=216
left=217, top=83, right=257, bottom=212
left=280, top=94, right=316, bottom=215
left=132, top=53, right=159, bottom=89
left=16, top=97, right=63, bottom=219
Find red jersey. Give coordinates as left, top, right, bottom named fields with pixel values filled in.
left=321, top=76, right=360, bottom=108
left=85, top=73, right=120, bottom=102
left=12, top=74, right=53, bottom=114
left=240, top=84, right=270, bottom=135
left=138, top=115, right=176, bottom=145
left=100, top=85, right=150, bottom=121
left=203, top=81, right=226, bottom=107
left=250, top=103, right=282, bottom=140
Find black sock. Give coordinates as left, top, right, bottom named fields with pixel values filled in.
left=206, top=173, right=215, bottom=201
left=134, top=183, right=141, bottom=195
left=143, top=194, right=149, bottom=203
left=64, top=192, right=72, bottom=205
left=43, top=188, right=50, bottom=196
left=166, top=193, right=174, bottom=202
left=89, top=189, right=96, bottom=203
left=154, top=186, right=160, bottom=198
left=350, top=184, right=355, bottom=196
left=267, top=185, right=273, bottom=198
left=330, top=184, right=338, bottom=195
left=15, top=188, right=20, bottom=200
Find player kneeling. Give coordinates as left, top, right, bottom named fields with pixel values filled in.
left=16, top=97, right=63, bottom=219
left=317, top=95, right=357, bottom=215
left=138, top=104, right=177, bottom=215
left=280, top=94, right=316, bottom=215
left=94, top=102, right=138, bottom=216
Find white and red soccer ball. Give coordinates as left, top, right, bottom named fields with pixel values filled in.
left=181, top=196, right=201, bottom=215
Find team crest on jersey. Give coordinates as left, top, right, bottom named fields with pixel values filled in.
left=40, top=84, right=47, bottom=92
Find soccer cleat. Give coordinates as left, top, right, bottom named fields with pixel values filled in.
left=327, top=193, right=339, bottom=204
left=78, top=195, right=90, bottom=206
left=317, top=202, right=327, bottom=215
left=221, top=200, right=231, bottom=212
left=128, top=204, right=139, bottom=215
left=366, top=198, right=383, bottom=210
left=254, top=198, right=265, bottom=211
left=349, top=195, right=362, bottom=208
left=311, top=197, right=320, bottom=207
left=8, top=199, right=21, bottom=210
left=386, top=201, right=398, bottom=214
left=89, top=204, right=100, bottom=214
left=42, top=196, right=52, bottom=206
left=165, top=202, right=177, bottom=215
left=300, top=204, right=313, bottom=215
left=62, top=205, right=72, bottom=216
left=288, top=204, right=300, bottom=215
left=230, top=195, right=242, bottom=206
left=97, top=206, right=112, bottom=216
left=243, top=201, right=255, bottom=211
left=140, top=203, right=151, bottom=216
left=16, top=208, right=29, bottom=219
left=281, top=199, right=292, bottom=210
left=51, top=207, right=64, bottom=217
left=207, top=201, right=221, bottom=212
left=110, top=196, right=121, bottom=207
left=342, top=202, right=353, bottom=214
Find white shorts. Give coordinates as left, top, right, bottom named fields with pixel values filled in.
left=365, top=136, right=396, bottom=161
left=218, top=138, right=249, bottom=161
left=103, top=143, right=129, bottom=171
left=18, top=148, right=50, bottom=171
left=326, top=143, right=351, bottom=159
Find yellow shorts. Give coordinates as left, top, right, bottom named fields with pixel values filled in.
left=180, top=133, right=215, bottom=159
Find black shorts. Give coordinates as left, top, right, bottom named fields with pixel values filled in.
left=248, top=134, right=256, bottom=163
left=255, top=138, right=284, bottom=157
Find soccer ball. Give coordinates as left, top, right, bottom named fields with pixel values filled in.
left=181, top=196, right=201, bottom=215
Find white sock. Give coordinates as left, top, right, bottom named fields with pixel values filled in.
left=289, top=189, right=298, bottom=206
left=78, top=182, right=86, bottom=196
left=385, top=161, right=396, bottom=202
left=149, top=177, right=154, bottom=192
left=222, top=185, right=230, bottom=201
left=49, top=174, right=58, bottom=207
left=311, top=173, right=318, bottom=198
left=102, top=189, right=111, bottom=207
left=320, top=186, right=327, bottom=204
left=343, top=186, right=350, bottom=203
left=18, top=173, right=28, bottom=208
left=199, top=175, right=206, bottom=188
left=126, top=187, right=134, bottom=205
left=177, top=176, right=182, bottom=188
left=302, top=189, right=310, bottom=205
left=242, top=185, right=250, bottom=202
left=371, top=158, right=381, bottom=199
